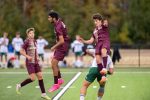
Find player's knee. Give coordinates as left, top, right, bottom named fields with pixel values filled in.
left=37, top=75, right=43, bottom=80
left=30, top=76, right=36, bottom=81
left=51, top=60, right=57, bottom=67
left=99, top=81, right=106, bottom=87
left=83, top=82, right=89, bottom=88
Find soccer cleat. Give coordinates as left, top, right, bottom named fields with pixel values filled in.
left=41, top=94, right=51, bottom=100
left=58, top=78, right=64, bottom=85
left=100, top=76, right=107, bottom=84
left=16, top=84, right=21, bottom=95
left=48, top=84, right=60, bottom=92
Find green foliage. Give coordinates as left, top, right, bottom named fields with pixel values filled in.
left=128, top=0, right=150, bottom=44
left=0, top=0, right=150, bottom=44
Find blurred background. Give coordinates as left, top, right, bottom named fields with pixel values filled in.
left=0, top=0, right=150, bottom=68
left=1, top=1, right=150, bottom=100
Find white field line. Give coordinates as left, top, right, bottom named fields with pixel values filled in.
left=53, top=72, right=82, bottom=100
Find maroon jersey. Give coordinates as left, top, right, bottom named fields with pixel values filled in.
left=92, top=25, right=110, bottom=43
left=54, top=19, right=70, bottom=43
left=92, top=25, right=110, bottom=55
left=53, top=19, right=70, bottom=61
left=22, top=38, right=39, bottom=64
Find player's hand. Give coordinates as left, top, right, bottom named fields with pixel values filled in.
left=79, top=37, right=84, bottom=43
left=100, top=68, right=107, bottom=75
left=27, top=56, right=32, bottom=61
left=103, top=20, right=108, bottom=26
left=50, top=46, right=55, bottom=52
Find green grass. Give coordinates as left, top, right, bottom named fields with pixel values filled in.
left=0, top=68, right=150, bottom=100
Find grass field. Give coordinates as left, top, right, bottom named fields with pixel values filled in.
left=0, top=67, right=150, bottom=100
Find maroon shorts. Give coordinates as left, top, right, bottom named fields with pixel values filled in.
left=53, top=42, right=69, bottom=61
left=26, top=63, right=41, bottom=75
left=95, top=41, right=110, bottom=55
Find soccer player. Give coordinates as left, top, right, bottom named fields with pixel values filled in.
left=16, top=28, right=50, bottom=100
left=0, top=32, right=9, bottom=67
left=80, top=13, right=110, bottom=83
left=80, top=48, right=113, bottom=100
left=71, top=35, right=84, bottom=61
left=37, top=35, right=48, bottom=62
left=12, top=32, right=23, bottom=60
left=48, top=11, right=70, bottom=92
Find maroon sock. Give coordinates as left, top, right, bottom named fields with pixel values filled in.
left=20, top=78, right=33, bottom=87
left=103, top=56, right=108, bottom=68
left=54, top=76, right=58, bottom=84
left=38, top=79, right=46, bottom=93
left=58, top=71, right=61, bottom=79
left=98, top=63, right=103, bottom=71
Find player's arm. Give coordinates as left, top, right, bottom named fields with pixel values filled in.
left=20, top=48, right=32, bottom=60
left=108, top=68, right=113, bottom=75
left=103, top=19, right=108, bottom=27
left=51, top=35, right=64, bottom=51
left=80, top=36, right=94, bottom=44
left=12, top=39, right=15, bottom=47
left=85, top=49, right=95, bottom=58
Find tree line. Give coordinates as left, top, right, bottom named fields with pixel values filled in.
left=0, top=0, right=150, bottom=46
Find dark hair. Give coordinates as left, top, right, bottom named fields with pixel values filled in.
left=93, top=13, right=103, bottom=20
left=48, top=11, right=59, bottom=20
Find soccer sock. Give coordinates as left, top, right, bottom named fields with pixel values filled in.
left=98, top=63, right=103, bottom=71
left=102, top=56, right=108, bottom=68
left=38, top=79, right=46, bottom=93
left=20, top=78, right=33, bottom=87
left=54, top=76, right=58, bottom=84
left=80, top=94, right=85, bottom=100
left=99, top=87, right=104, bottom=93
left=97, top=87, right=104, bottom=100
left=58, top=71, right=61, bottom=79
left=97, top=96, right=102, bottom=100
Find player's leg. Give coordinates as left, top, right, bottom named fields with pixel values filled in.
left=100, top=47, right=109, bottom=83
left=48, top=58, right=60, bottom=92
left=17, top=52, right=21, bottom=60
left=80, top=80, right=91, bottom=100
left=96, top=54, right=103, bottom=71
left=36, top=71, right=50, bottom=100
left=38, top=54, right=41, bottom=61
left=16, top=63, right=36, bottom=94
left=97, top=71, right=106, bottom=100
left=80, top=67, right=97, bottom=100
left=97, top=82, right=106, bottom=100
left=41, top=54, right=44, bottom=62
left=95, top=43, right=103, bottom=72
left=16, top=73, right=35, bottom=94
left=101, top=48, right=108, bottom=68
left=1, top=53, right=3, bottom=62
left=4, top=53, right=7, bottom=62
